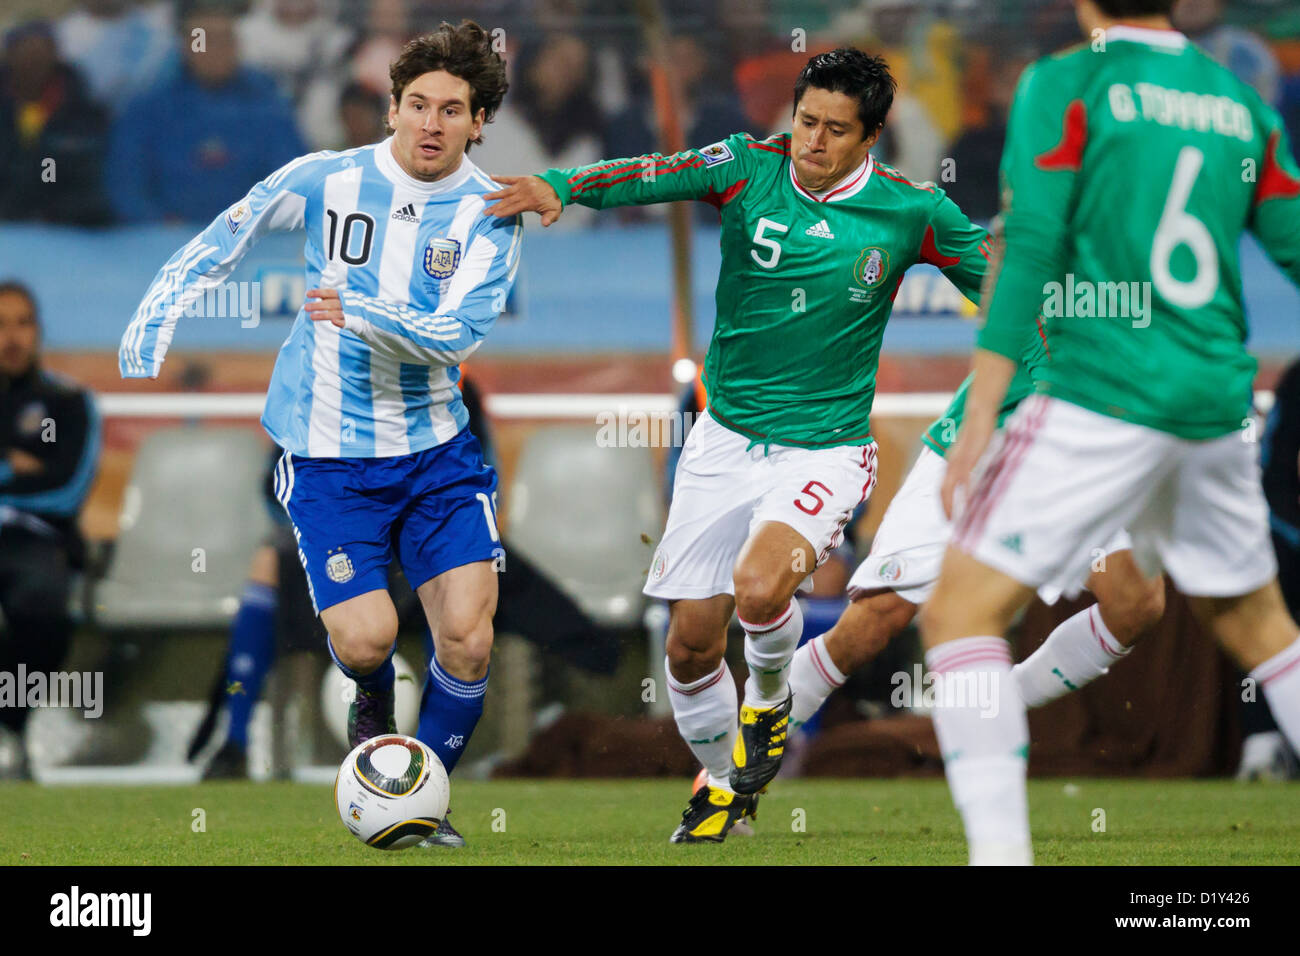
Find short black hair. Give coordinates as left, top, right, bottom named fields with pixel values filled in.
left=793, top=48, right=896, bottom=136
left=1094, top=0, right=1175, bottom=16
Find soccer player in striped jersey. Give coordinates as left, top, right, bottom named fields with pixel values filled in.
left=119, top=21, right=522, bottom=847
left=927, top=0, right=1300, bottom=864
left=487, top=49, right=994, bottom=842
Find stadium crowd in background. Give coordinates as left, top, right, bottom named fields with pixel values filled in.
left=1, top=0, right=1298, bottom=227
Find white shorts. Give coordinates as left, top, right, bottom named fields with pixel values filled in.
left=644, top=410, right=878, bottom=600
left=849, top=443, right=1133, bottom=605
left=953, top=394, right=1275, bottom=599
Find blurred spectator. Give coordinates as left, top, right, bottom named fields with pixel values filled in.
left=602, top=32, right=754, bottom=224
left=349, top=0, right=412, bottom=97
left=943, top=52, right=1033, bottom=222
left=1175, top=0, right=1281, bottom=105
left=237, top=0, right=355, bottom=150
left=105, top=0, right=306, bottom=223
left=472, top=33, right=604, bottom=228
left=337, top=81, right=388, bottom=150
left=0, top=281, right=102, bottom=780
left=0, top=21, right=112, bottom=225
left=54, top=0, right=173, bottom=115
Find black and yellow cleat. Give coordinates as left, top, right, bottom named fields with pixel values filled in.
left=729, top=693, right=792, bottom=794
left=669, top=785, right=758, bottom=843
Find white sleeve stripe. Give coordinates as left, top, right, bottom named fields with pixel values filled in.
left=434, top=233, right=497, bottom=316
left=124, top=239, right=214, bottom=374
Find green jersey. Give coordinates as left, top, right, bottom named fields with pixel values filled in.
left=979, top=26, right=1300, bottom=439
left=541, top=133, right=990, bottom=447
left=922, top=317, right=1049, bottom=457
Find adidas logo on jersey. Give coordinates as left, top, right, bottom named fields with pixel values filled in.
left=391, top=203, right=419, bottom=223
left=805, top=219, right=834, bottom=238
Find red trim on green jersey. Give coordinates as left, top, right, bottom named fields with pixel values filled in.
left=1254, top=130, right=1300, bottom=206
left=873, top=165, right=936, bottom=192
left=703, top=179, right=749, bottom=208
left=570, top=156, right=705, bottom=196
left=920, top=224, right=960, bottom=268
left=747, top=139, right=788, bottom=155
left=1035, top=99, right=1087, bottom=172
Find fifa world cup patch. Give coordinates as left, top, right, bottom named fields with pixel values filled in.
left=423, top=237, right=461, bottom=279
left=325, top=549, right=355, bottom=584
left=225, top=202, right=251, bottom=234
left=699, top=142, right=734, bottom=167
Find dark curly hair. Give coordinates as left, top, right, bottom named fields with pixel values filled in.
left=389, top=20, right=508, bottom=148
left=794, top=48, right=896, bottom=137
left=1094, top=0, right=1174, bottom=16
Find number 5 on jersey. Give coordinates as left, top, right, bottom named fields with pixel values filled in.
left=751, top=217, right=789, bottom=269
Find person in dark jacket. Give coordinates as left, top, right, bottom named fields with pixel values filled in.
left=0, top=281, right=102, bottom=777
left=0, top=21, right=112, bottom=225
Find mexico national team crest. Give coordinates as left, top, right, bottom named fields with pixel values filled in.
left=423, top=237, right=461, bottom=279
left=877, top=555, right=905, bottom=584
left=651, top=548, right=668, bottom=581
left=326, top=550, right=355, bottom=584
left=854, top=247, right=890, bottom=290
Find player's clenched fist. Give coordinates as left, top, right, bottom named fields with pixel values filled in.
left=484, top=175, right=563, bottom=226
left=304, top=288, right=345, bottom=328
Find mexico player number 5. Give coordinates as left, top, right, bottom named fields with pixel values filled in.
left=794, top=480, right=833, bottom=516
left=1150, top=146, right=1219, bottom=309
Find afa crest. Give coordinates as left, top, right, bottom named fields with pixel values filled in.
left=423, top=237, right=461, bottom=279
left=326, top=550, right=355, bottom=584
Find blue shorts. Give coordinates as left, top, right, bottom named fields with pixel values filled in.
left=273, top=428, right=502, bottom=614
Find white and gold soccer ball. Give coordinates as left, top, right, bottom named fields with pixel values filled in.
left=335, top=734, right=449, bottom=850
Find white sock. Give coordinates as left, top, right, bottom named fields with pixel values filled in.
left=1251, top=634, right=1300, bottom=755
left=926, top=637, right=1032, bottom=866
left=1012, top=604, right=1131, bottom=708
left=789, top=633, right=846, bottom=726
left=666, top=657, right=738, bottom=792
left=740, top=599, right=804, bottom=707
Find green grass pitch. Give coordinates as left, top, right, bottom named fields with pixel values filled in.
left=4, top=778, right=1298, bottom=865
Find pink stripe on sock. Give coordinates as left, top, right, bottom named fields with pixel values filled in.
left=739, top=601, right=793, bottom=635
left=669, top=666, right=727, bottom=697
left=1088, top=606, right=1124, bottom=659
left=928, top=640, right=1012, bottom=674
left=810, top=640, right=844, bottom=689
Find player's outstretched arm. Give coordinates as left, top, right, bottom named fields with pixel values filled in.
left=926, top=192, right=993, bottom=305
left=487, top=133, right=758, bottom=222
left=118, top=154, right=323, bottom=379
left=483, top=176, right=563, bottom=226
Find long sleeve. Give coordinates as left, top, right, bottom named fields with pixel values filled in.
left=1246, top=109, right=1300, bottom=287
left=339, top=211, right=523, bottom=367
left=924, top=190, right=992, bottom=304
left=977, top=62, right=1081, bottom=361
left=539, top=131, right=759, bottom=211
left=118, top=152, right=325, bottom=378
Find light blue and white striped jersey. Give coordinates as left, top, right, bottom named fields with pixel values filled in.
left=119, top=138, right=523, bottom=458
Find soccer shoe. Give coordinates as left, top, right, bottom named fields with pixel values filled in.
left=417, top=811, right=466, bottom=848
left=202, top=741, right=248, bottom=780
left=347, top=685, right=396, bottom=748
left=669, top=785, right=758, bottom=843
left=729, top=693, right=793, bottom=794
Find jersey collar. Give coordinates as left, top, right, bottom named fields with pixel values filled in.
left=1105, top=25, right=1188, bottom=50
left=789, top=154, right=874, bottom=204
left=376, top=136, right=475, bottom=195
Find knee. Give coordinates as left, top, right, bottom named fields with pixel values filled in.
left=666, top=630, right=724, bottom=683
left=436, top=614, right=494, bottom=677
left=328, top=614, right=399, bottom=674
left=732, top=569, right=791, bottom=628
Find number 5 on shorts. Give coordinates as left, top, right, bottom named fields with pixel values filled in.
left=794, top=480, right=833, bottom=516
